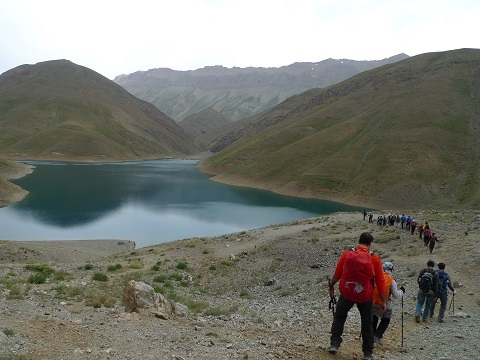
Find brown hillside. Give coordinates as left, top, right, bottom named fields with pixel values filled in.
left=0, top=60, right=202, bottom=162
left=201, top=49, right=480, bottom=210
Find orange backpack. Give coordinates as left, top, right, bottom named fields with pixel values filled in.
left=372, top=272, right=393, bottom=304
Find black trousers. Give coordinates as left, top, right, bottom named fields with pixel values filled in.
left=330, top=294, right=374, bottom=356
left=372, top=314, right=391, bottom=338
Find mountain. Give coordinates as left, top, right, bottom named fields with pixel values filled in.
left=178, top=107, right=231, bottom=142
left=200, top=49, right=480, bottom=210
left=114, top=54, right=409, bottom=122
left=0, top=60, right=202, bottom=162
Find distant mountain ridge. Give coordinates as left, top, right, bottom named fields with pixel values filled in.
left=114, top=54, right=409, bottom=122
left=0, top=60, right=202, bottom=161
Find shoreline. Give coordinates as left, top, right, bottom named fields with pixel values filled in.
left=0, top=239, right=136, bottom=264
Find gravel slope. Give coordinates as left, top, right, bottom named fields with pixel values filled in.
left=0, top=211, right=479, bottom=359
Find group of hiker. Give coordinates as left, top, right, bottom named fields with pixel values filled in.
left=363, top=210, right=439, bottom=253
left=327, top=229, right=456, bottom=360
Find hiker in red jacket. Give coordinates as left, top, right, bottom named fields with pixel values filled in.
left=328, top=232, right=386, bottom=360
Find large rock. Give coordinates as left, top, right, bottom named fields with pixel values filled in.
left=122, top=280, right=188, bottom=319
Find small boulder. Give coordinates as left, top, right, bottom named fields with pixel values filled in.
left=122, top=280, right=188, bottom=319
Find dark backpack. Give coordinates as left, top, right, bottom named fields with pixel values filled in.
left=436, top=270, right=449, bottom=294
left=419, top=269, right=434, bottom=294
left=430, top=236, right=436, bottom=244
left=340, top=248, right=375, bottom=303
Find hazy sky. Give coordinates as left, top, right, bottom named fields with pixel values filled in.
left=1, top=0, right=479, bottom=79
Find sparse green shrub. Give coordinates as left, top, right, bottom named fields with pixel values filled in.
left=203, top=306, right=231, bottom=317
left=176, top=261, right=188, bottom=270
left=202, top=248, right=210, bottom=254
left=27, top=273, right=49, bottom=284
left=170, top=273, right=183, bottom=281
left=309, top=237, right=319, bottom=244
left=25, top=264, right=55, bottom=284
left=153, top=274, right=167, bottom=283
left=25, top=264, right=54, bottom=275
left=54, top=285, right=84, bottom=300
left=92, top=272, right=108, bottom=282
left=209, top=265, right=217, bottom=271
left=220, top=260, right=234, bottom=266
left=151, top=264, right=160, bottom=271
left=3, top=328, right=14, bottom=336
left=84, top=263, right=94, bottom=270
left=154, top=286, right=166, bottom=295
left=86, top=292, right=116, bottom=308
left=53, top=270, right=70, bottom=281
left=129, top=262, right=143, bottom=269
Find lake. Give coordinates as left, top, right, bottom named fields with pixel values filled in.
left=0, top=159, right=363, bottom=248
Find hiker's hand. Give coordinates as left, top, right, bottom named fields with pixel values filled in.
left=329, top=285, right=334, bottom=298
left=400, top=286, right=405, bottom=294
left=453, top=290, right=456, bottom=294
left=381, top=303, right=387, bottom=312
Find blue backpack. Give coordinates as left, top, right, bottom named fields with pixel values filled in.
left=436, top=270, right=449, bottom=294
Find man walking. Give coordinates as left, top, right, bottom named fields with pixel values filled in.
left=430, top=262, right=456, bottom=322
left=415, top=259, right=438, bottom=323
left=328, top=232, right=386, bottom=360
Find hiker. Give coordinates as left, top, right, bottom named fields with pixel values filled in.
left=429, top=232, right=438, bottom=254
left=406, top=215, right=412, bottom=230
left=328, top=232, right=386, bottom=360
left=418, top=223, right=425, bottom=239
left=368, top=213, right=373, bottom=223
left=363, top=209, right=368, bottom=220
left=423, top=227, right=432, bottom=246
left=372, top=262, right=405, bottom=345
left=430, top=262, right=456, bottom=322
left=415, top=259, right=438, bottom=323
left=410, top=219, right=417, bottom=235
left=401, top=214, right=406, bottom=229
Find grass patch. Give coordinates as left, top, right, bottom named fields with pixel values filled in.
left=203, top=306, right=232, bottom=317
left=176, top=261, right=188, bottom=270
left=129, top=262, right=143, bottom=269
left=92, top=272, right=108, bottom=282
left=86, top=291, right=116, bottom=308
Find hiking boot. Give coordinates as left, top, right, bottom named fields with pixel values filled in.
left=363, top=354, right=373, bottom=360
left=374, top=336, right=383, bottom=345
left=422, top=318, right=428, bottom=323
left=415, top=314, right=420, bottom=323
left=438, top=318, right=444, bottom=323
left=328, top=344, right=339, bottom=354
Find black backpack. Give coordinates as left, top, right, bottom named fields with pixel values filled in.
left=419, top=269, right=434, bottom=294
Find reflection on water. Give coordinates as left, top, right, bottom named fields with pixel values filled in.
left=0, top=159, right=363, bottom=247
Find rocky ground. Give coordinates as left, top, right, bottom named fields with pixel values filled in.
left=0, top=210, right=479, bottom=360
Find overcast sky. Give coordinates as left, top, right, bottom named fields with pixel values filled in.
left=1, top=0, right=479, bottom=80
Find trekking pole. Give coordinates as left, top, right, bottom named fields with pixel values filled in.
left=401, top=294, right=404, bottom=347
left=329, top=294, right=337, bottom=317
left=327, top=277, right=337, bottom=317
left=448, top=292, right=455, bottom=314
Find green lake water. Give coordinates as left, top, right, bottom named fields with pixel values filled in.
left=0, top=159, right=363, bottom=248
